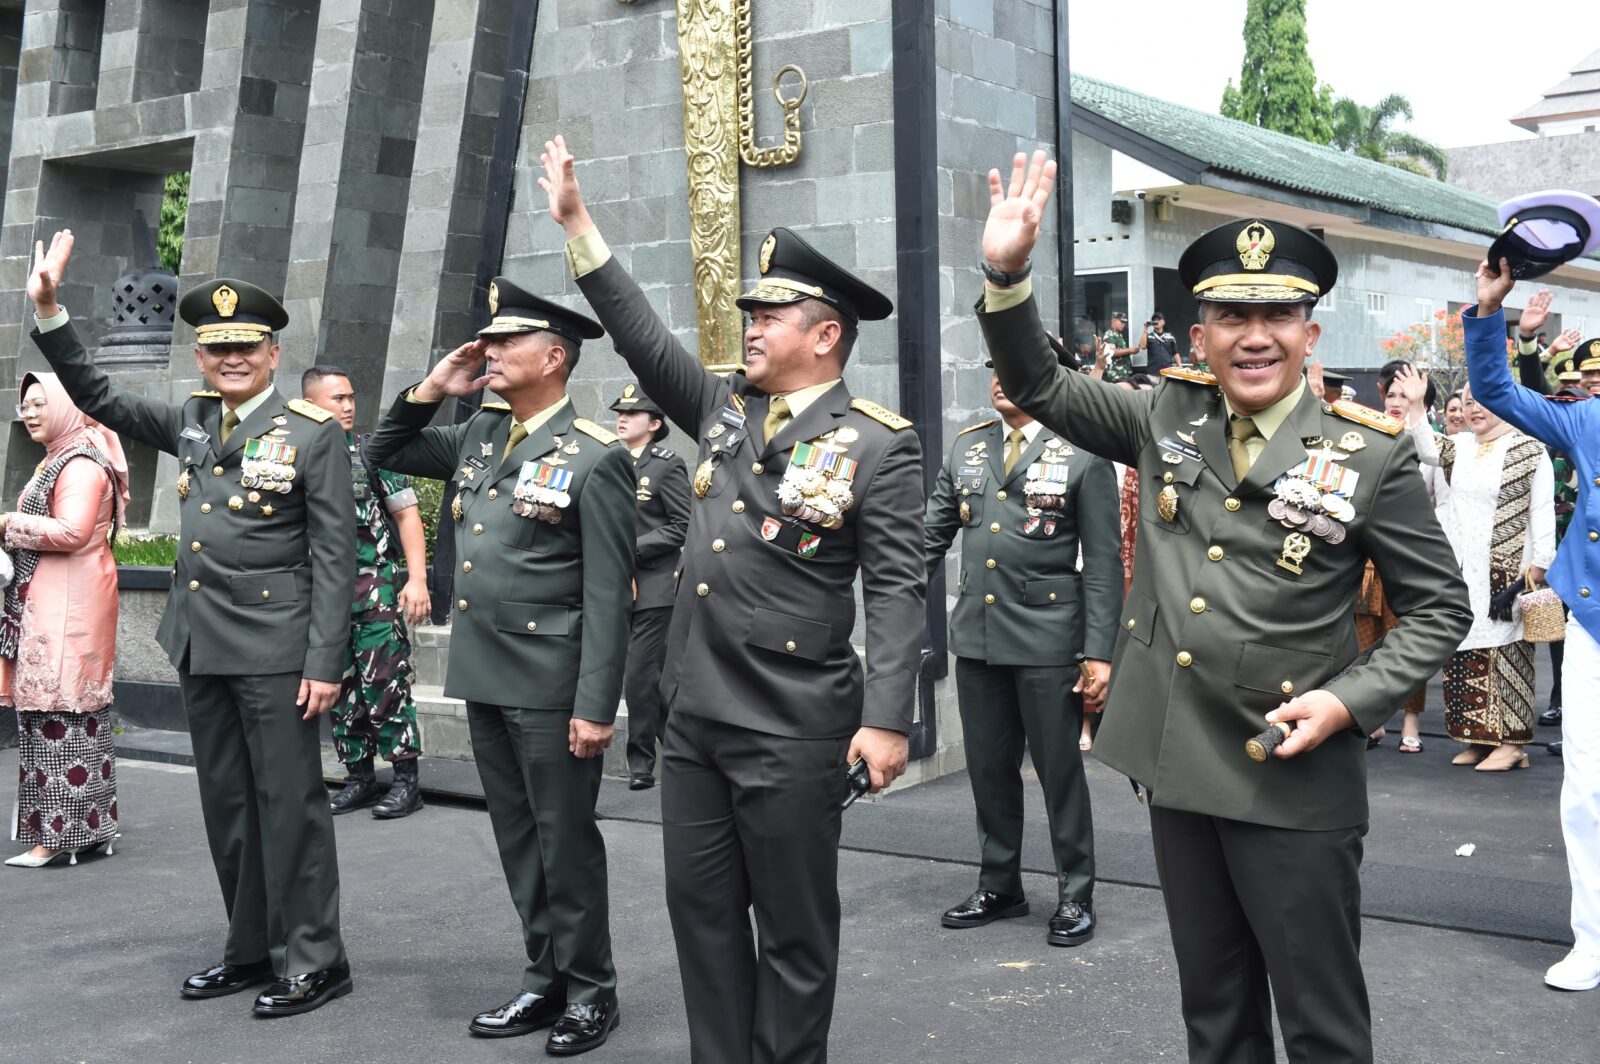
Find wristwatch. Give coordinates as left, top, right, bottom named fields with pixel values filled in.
left=981, top=259, right=1032, bottom=286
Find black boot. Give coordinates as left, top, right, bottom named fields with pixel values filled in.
left=330, top=759, right=381, bottom=815
left=372, top=759, right=423, bottom=820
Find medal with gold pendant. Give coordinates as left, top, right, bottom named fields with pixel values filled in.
left=693, top=459, right=715, bottom=498
left=176, top=468, right=191, bottom=500
left=451, top=493, right=464, bottom=522
left=1157, top=484, right=1179, bottom=522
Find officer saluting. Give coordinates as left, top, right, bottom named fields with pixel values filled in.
left=609, top=384, right=691, bottom=790
left=27, top=231, right=356, bottom=1016
left=975, top=155, right=1470, bottom=1063
left=365, top=277, right=634, bottom=1055
left=924, top=352, right=1122, bottom=947
left=539, top=135, right=925, bottom=1063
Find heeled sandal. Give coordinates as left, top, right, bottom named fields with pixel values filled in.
left=1398, top=736, right=1423, bottom=754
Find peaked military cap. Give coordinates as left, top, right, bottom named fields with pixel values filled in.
left=1575, top=337, right=1600, bottom=373
left=179, top=279, right=288, bottom=345
left=1553, top=354, right=1583, bottom=383
left=1488, top=190, right=1600, bottom=281
left=1178, top=218, right=1338, bottom=305
left=480, top=276, right=604, bottom=343
left=610, top=382, right=669, bottom=440
left=738, top=227, right=893, bottom=323
left=1321, top=369, right=1351, bottom=386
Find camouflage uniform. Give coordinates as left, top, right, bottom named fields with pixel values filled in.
left=333, top=433, right=421, bottom=766
left=1101, top=328, right=1133, bottom=383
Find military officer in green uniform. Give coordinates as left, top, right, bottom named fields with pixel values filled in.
left=975, top=155, right=1471, bottom=1063
left=540, top=135, right=925, bottom=1064
left=924, top=357, right=1122, bottom=947
left=27, top=230, right=357, bottom=1017
left=365, top=277, right=633, bottom=1056
left=301, top=365, right=430, bottom=820
left=610, top=384, right=691, bottom=789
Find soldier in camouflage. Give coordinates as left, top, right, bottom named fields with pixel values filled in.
left=304, top=366, right=431, bottom=820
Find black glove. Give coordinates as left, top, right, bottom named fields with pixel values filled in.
left=1488, top=578, right=1526, bottom=622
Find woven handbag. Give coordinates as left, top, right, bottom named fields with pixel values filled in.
left=1518, top=570, right=1565, bottom=644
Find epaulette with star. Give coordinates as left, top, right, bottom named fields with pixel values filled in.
left=849, top=397, right=912, bottom=430
left=286, top=398, right=333, bottom=423
left=1329, top=399, right=1402, bottom=436
left=958, top=418, right=998, bottom=436
left=574, top=417, right=620, bottom=444
left=480, top=401, right=512, bottom=412
left=191, top=389, right=221, bottom=398
left=650, top=445, right=676, bottom=459
left=1159, top=366, right=1217, bottom=385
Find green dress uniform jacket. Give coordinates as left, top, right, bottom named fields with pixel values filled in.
left=631, top=443, right=691, bottom=611
left=575, top=259, right=926, bottom=739
left=365, top=395, right=636, bottom=721
left=924, top=419, right=1123, bottom=664
left=33, top=323, right=354, bottom=680
left=980, top=294, right=1471, bottom=831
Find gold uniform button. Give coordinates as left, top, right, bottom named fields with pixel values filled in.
left=487, top=488, right=498, bottom=499
left=1048, top=593, right=1057, bottom=601
left=261, top=590, right=271, bottom=601
left=1176, top=651, right=1193, bottom=667
left=1594, top=477, right=1600, bottom=487
left=984, top=594, right=996, bottom=604
left=785, top=640, right=797, bottom=652
left=990, top=522, right=1001, bottom=532
left=526, top=621, right=538, bottom=632
left=1163, top=472, right=1174, bottom=484
left=188, top=580, right=200, bottom=591
left=462, top=561, right=473, bottom=573
left=228, top=496, right=243, bottom=511
left=732, top=500, right=745, bottom=513
left=985, top=558, right=996, bottom=569
left=212, top=465, right=224, bottom=476
left=752, top=461, right=765, bottom=475
left=1582, top=588, right=1592, bottom=598
left=996, top=490, right=1008, bottom=501
left=1591, top=531, right=1598, bottom=542
left=1224, top=497, right=1241, bottom=511
left=1126, top=618, right=1136, bottom=630
left=472, top=523, right=484, bottom=535
left=696, top=583, right=710, bottom=597
left=1208, top=545, right=1224, bottom=561
left=712, top=539, right=726, bottom=552
left=1281, top=680, right=1294, bottom=694
left=200, top=503, right=212, bottom=514
left=457, top=599, right=468, bottom=611
left=1190, top=597, right=1206, bottom=613
left=190, top=541, right=202, bottom=552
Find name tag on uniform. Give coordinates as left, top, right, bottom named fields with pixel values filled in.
left=181, top=426, right=210, bottom=445
left=1157, top=436, right=1203, bottom=463
left=465, top=455, right=489, bottom=472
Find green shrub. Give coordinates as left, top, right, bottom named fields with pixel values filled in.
left=412, top=477, right=444, bottom=563
left=113, top=533, right=178, bottom=567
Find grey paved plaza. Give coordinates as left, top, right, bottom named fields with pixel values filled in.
left=5, top=696, right=1600, bottom=1063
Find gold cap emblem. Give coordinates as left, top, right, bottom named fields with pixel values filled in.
left=759, top=234, right=777, bottom=275
left=488, top=282, right=500, bottom=316
left=623, top=384, right=636, bottom=400
left=1236, top=222, right=1275, bottom=271
left=212, top=284, right=238, bottom=318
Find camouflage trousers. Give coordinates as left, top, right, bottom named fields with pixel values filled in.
left=333, top=615, right=421, bottom=766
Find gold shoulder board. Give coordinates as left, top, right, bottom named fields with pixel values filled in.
left=1160, top=366, right=1218, bottom=385
left=958, top=418, right=999, bottom=436
left=480, top=401, right=512, bottom=412
left=286, top=398, right=334, bottom=423
left=850, top=397, right=912, bottom=431
left=1330, top=400, right=1402, bottom=436
left=574, top=417, right=620, bottom=444
left=190, top=389, right=222, bottom=398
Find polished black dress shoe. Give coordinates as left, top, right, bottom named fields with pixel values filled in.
left=330, top=769, right=382, bottom=815
left=546, top=997, right=620, bottom=1056
left=628, top=774, right=655, bottom=791
left=1540, top=705, right=1563, bottom=727
left=469, top=990, right=567, bottom=1037
left=1047, top=901, right=1095, bottom=947
left=252, top=962, right=353, bottom=1016
left=180, top=958, right=275, bottom=999
left=372, top=761, right=423, bottom=820
left=1549, top=741, right=1564, bottom=757
left=940, top=889, right=1029, bottom=929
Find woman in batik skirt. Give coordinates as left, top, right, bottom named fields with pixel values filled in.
left=3, top=372, right=128, bottom=867
left=1396, top=367, right=1555, bottom=771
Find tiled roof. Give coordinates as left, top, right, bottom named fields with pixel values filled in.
left=1071, top=73, right=1505, bottom=238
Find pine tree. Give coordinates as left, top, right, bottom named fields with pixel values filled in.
left=158, top=172, right=189, bottom=274
left=1219, top=0, right=1334, bottom=145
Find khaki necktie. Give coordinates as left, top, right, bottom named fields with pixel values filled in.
left=1003, top=429, right=1026, bottom=475
left=220, top=409, right=240, bottom=447
left=763, top=396, right=791, bottom=445
left=503, top=422, right=528, bottom=461
left=1227, top=416, right=1258, bottom=481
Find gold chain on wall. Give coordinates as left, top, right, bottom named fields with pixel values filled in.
left=736, top=0, right=807, bottom=167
